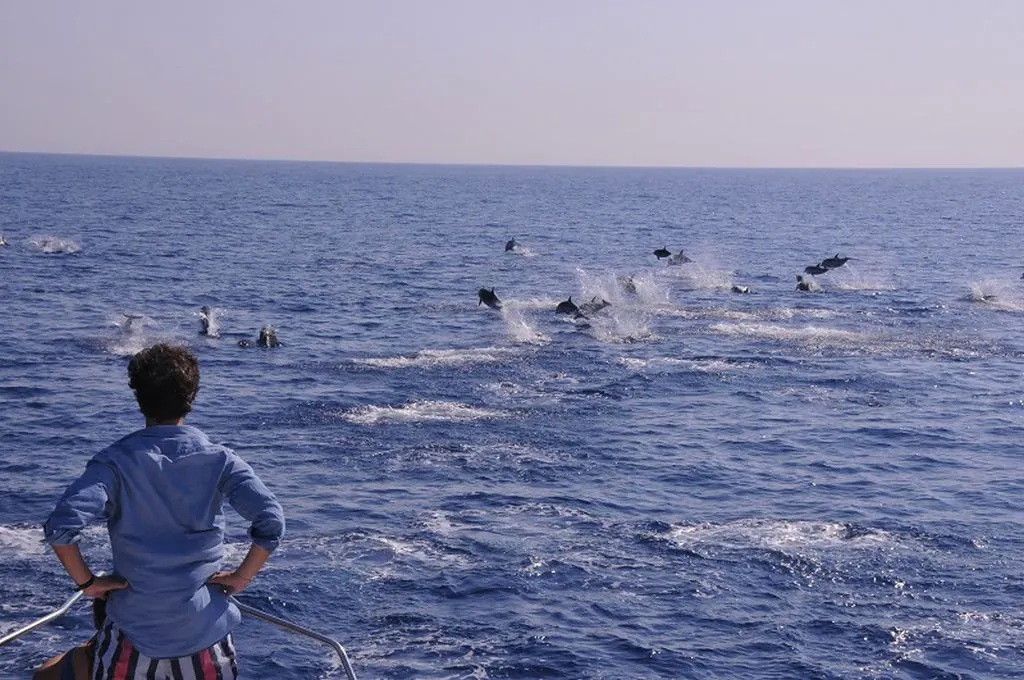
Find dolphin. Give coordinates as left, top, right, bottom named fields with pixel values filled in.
left=668, top=250, right=692, bottom=265
left=821, top=254, right=851, bottom=269
left=0, top=235, right=7, bottom=247
left=555, top=296, right=580, bottom=315
left=731, top=285, right=750, bottom=294
left=795, top=275, right=812, bottom=292
left=804, top=263, right=829, bottom=275
left=257, top=325, right=281, bottom=348
left=505, top=238, right=518, bottom=252
left=478, top=288, right=502, bottom=310
left=653, top=247, right=671, bottom=259
left=578, top=296, right=611, bottom=315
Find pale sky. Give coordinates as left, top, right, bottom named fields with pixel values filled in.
left=1, top=1, right=1022, bottom=167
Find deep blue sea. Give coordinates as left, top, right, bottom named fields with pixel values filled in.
left=1, top=153, right=1023, bottom=679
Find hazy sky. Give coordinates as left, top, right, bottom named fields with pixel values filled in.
left=1, top=1, right=1022, bottom=167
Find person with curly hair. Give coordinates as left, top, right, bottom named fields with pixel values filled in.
left=43, top=343, right=285, bottom=679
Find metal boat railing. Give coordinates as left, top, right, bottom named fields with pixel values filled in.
left=0, top=590, right=357, bottom=680
left=0, top=588, right=85, bottom=648
left=230, top=596, right=357, bottom=680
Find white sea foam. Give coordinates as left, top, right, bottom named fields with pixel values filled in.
left=0, top=525, right=48, bottom=557
left=689, top=358, right=757, bottom=372
left=666, top=518, right=894, bottom=552
left=357, top=346, right=519, bottom=369
left=0, top=524, right=109, bottom=559
left=618, top=357, right=687, bottom=370
left=341, top=400, right=506, bottom=424
left=717, top=306, right=839, bottom=321
left=28, top=235, right=81, bottom=254
left=710, top=321, right=868, bottom=345
left=288, top=532, right=473, bottom=576
left=618, top=354, right=754, bottom=373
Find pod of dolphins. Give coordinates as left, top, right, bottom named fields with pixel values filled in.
left=481, top=239, right=864, bottom=312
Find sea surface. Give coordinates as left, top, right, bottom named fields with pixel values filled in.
left=1, top=153, right=1023, bottom=679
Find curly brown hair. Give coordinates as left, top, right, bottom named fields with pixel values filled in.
left=127, top=344, right=200, bottom=422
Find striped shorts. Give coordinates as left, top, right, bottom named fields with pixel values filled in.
left=92, top=620, right=238, bottom=680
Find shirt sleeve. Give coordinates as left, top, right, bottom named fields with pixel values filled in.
left=220, top=453, right=285, bottom=552
left=43, top=459, right=119, bottom=546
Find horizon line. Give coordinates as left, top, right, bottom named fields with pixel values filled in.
left=2, top=148, right=1022, bottom=172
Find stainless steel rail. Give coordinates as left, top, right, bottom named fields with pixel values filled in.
left=230, top=596, right=358, bottom=680
left=0, top=591, right=357, bottom=680
left=0, top=588, right=85, bottom=648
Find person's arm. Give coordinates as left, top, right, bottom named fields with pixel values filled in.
left=207, top=453, right=285, bottom=594
left=51, top=543, right=127, bottom=598
left=208, top=543, right=272, bottom=595
left=43, top=459, right=128, bottom=596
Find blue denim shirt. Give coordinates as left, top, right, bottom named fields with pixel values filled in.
left=43, top=425, right=285, bottom=659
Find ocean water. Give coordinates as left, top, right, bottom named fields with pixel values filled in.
left=1, top=153, right=1023, bottom=679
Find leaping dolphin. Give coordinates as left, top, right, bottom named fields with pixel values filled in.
left=653, top=247, right=671, bottom=259
left=821, top=254, right=851, bottom=269
left=796, top=275, right=812, bottom=292
left=804, top=263, right=829, bottom=275
left=578, top=296, right=611, bottom=315
left=505, top=238, right=518, bottom=252
left=555, top=296, right=580, bottom=315
left=668, top=250, right=692, bottom=265
left=478, top=288, right=502, bottom=310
